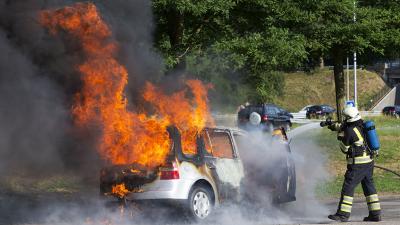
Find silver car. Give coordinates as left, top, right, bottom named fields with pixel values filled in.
left=100, top=126, right=296, bottom=220
left=101, top=126, right=245, bottom=220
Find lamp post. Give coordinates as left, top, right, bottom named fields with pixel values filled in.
left=347, top=57, right=350, bottom=101
left=354, top=1, right=358, bottom=107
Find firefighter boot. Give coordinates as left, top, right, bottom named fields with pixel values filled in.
left=328, top=214, right=349, bottom=222
left=363, top=215, right=382, bottom=222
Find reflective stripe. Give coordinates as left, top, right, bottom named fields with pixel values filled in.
left=343, top=200, right=352, bottom=205
left=366, top=194, right=379, bottom=203
left=353, top=127, right=364, bottom=143
left=340, top=203, right=352, bottom=212
left=343, top=195, right=353, bottom=204
left=368, top=202, right=381, bottom=211
left=340, top=142, right=350, bottom=152
left=347, top=155, right=373, bottom=164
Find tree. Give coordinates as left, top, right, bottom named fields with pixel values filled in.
left=152, top=0, right=307, bottom=107
left=275, top=0, right=400, bottom=119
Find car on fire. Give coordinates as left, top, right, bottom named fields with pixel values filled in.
left=100, top=126, right=296, bottom=221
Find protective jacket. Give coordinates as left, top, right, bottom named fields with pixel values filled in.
left=339, top=120, right=372, bottom=164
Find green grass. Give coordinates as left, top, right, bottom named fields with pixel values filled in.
left=311, top=116, right=400, bottom=197
left=317, top=172, right=400, bottom=198
left=274, top=68, right=387, bottom=112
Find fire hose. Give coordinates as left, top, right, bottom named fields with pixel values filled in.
left=319, top=119, right=400, bottom=178
left=374, top=165, right=400, bottom=178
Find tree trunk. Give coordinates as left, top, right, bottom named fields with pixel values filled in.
left=332, top=47, right=346, bottom=121
left=319, top=57, right=324, bottom=69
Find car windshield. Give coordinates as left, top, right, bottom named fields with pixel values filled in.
left=312, top=106, right=322, bottom=110
left=321, top=105, right=331, bottom=110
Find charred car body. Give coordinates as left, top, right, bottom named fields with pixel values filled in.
left=100, top=126, right=296, bottom=220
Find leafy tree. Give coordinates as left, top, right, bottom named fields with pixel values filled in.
left=152, top=0, right=307, bottom=107
left=276, top=0, right=400, bottom=119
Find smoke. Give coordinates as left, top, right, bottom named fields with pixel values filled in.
left=200, top=125, right=330, bottom=224
left=0, top=0, right=164, bottom=176
left=0, top=29, right=68, bottom=175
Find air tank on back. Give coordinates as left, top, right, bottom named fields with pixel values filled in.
left=363, top=120, right=380, bottom=151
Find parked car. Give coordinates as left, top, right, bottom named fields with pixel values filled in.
left=237, top=103, right=292, bottom=131
left=306, top=105, right=335, bottom=119
left=278, top=107, right=294, bottom=119
left=382, top=106, right=400, bottom=118
left=100, top=126, right=296, bottom=221
left=298, top=105, right=313, bottom=114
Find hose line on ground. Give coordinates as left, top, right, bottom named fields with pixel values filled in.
left=374, top=165, right=400, bottom=178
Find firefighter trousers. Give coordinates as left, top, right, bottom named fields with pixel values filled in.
left=336, top=161, right=381, bottom=217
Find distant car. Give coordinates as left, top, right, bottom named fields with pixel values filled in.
left=382, top=106, right=400, bottom=118
left=306, top=105, right=335, bottom=119
left=298, top=105, right=314, bottom=118
left=237, top=103, right=292, bottom=131
left=278, top=107, right=294, bottom=119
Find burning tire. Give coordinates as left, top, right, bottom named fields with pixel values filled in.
left=188, top=186, right=214, bottom=221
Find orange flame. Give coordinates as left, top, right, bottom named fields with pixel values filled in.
left=111, top=183, right=129, bottom=198
left=40, top=3, right=214, bottom=168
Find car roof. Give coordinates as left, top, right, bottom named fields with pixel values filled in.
left=206, top=126, right=247, bottom=136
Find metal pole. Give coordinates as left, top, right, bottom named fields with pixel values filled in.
left=347, top=57, right=349, bottom=101
left=353, top=1, right=357, bottom=107
left=354, top=52, right=357, bottom=106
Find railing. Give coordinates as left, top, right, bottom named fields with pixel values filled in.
left=213, top=111, right=382, bottom=127
left=363, top=86, right=392, bottom=110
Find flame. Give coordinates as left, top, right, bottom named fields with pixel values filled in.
left=40, top=3, right=214, bottom=168
left=143, top=80, right=214, bottom=154
left=111, top=183, right=129, bottom=198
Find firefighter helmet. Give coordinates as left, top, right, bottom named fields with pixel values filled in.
left=343, top=106, right=361, bottom=122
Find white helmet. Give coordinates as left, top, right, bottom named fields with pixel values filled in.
left=343, top=106, right=361, bottom=122
left=249, top=112, right=261, bottom=125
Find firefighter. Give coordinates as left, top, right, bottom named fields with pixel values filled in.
left=327, top=106, right=381, bottom=222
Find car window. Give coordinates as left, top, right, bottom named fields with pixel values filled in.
left=249, top=106, right=263, bottom=114
left=265, top=106, right=278, bottom=114
left=200, top=131, right=213, bottom=154
left=313, top=106, right=322, bottom=110
left=208, top=131, right=234, bottom=159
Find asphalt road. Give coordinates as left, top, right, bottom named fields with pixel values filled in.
left=0, top=193, right=399, bottom=225
left=300, top=197, right=400, bottom=225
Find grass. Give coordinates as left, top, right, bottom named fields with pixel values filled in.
left=312, top=116, right=400, bottom=197
left=275, top=68, right=387, bottom=112
left=0, top=175, right=84, bottom=194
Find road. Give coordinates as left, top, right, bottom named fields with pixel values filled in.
left=0, top=192, right=399, bottom=225
left=300, top=197, right=400, bottom=225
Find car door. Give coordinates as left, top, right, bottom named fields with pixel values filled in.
left=202, top=129, right=244, bottom=202
left=264, top=106, right=279, bottom=127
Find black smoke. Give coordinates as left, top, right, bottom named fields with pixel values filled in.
left=0, top=0, right=162, bottom=176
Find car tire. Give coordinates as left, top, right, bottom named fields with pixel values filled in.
left=284, top=122, right=290, bottom=132
left=266, top=122, right=274, bottom=132
left=187, top=186, right=213, bottom=221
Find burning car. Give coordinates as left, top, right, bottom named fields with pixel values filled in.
left=100, top=126, right=296, bottom=220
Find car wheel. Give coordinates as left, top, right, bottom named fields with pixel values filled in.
left=284, top=122, right=290, bottom=131
left=188, top=186, right=213, bottom=221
